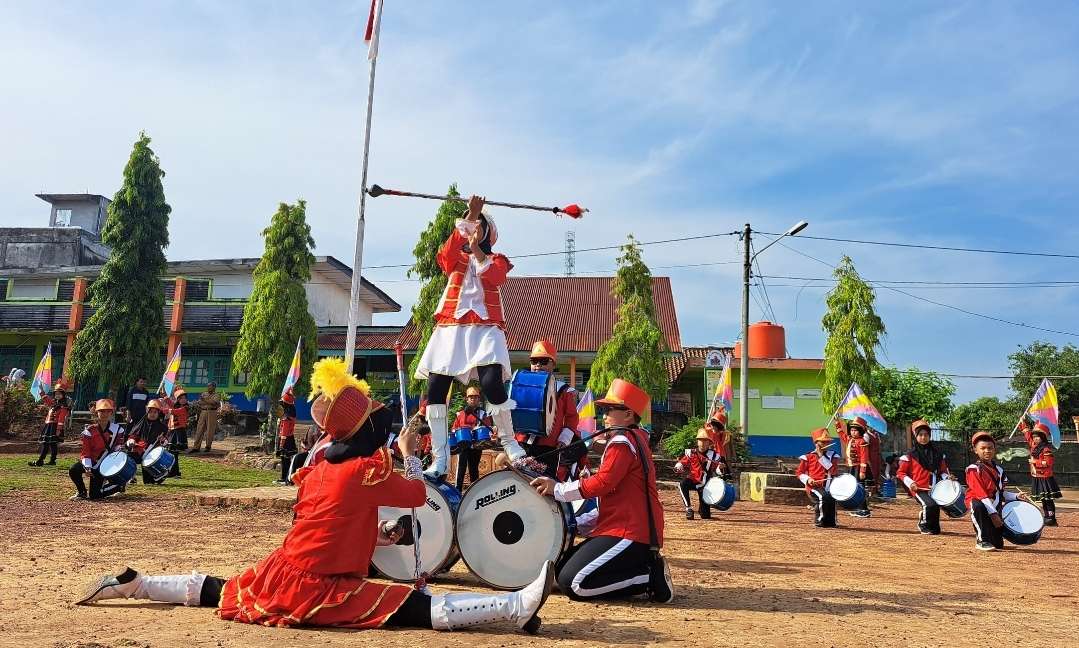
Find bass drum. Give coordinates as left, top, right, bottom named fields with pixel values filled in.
left=370, top=480, right=461, bottom=581
left=456, top=469, right=575, bottom=590
left=508, top=370, right=556, bottom=439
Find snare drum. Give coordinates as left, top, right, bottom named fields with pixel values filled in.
left=930, top=478, right=967, bottom=518
left=701, top=478, right=737, bottom=511
left=828, top=473, right=866, bottom=510
left=450, top=427, right=473, bottom=454
left=141, top=446, right=176, bottom=483
left=99, top=451, right=137, bottom=487
left=509, top=370, right=556, bottom=438
left=471, top=425, right=495, bottom=450
left=456, top=469, right=575, bottom=589
left=1001, top=500, right=1044, bottom=546
left=371, top=481, right=461, bottom=581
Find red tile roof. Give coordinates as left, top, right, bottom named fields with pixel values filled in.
left=319, top=276, right=682, bottom=354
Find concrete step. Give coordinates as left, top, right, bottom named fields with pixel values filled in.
left=761, top=486, right=812, bottom=506
left=193, top=486, right=296, bottom=509
left=738, top=471, right=803, bottom=501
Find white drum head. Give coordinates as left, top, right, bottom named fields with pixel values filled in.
left=99, top=452, right=127, bottom=477
left=542, top=375, right=556, bottom=435
left=457, top=470, right=567, bottom=589
left=371, top=482, right=456, bottom=581
left=1002, top=501, right=1044, bottom=534
left=702, top=478, right=727, bottom=506
left=930, top=479, right=962, bottom=506
left=143, top=446, right=164, bottom=466
left=828, top=473, right=859, bottom=500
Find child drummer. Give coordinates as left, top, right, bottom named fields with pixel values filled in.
left=966, top=431, right=1032, bottom=551
left=896, top=419, right=952, bottom=535
left=796, top=428, right=841, bottom=528
left=674, top=429, right=728, bottom=520
left=1019, top=419, right=1062, bottom=526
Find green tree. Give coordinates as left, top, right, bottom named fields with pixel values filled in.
left=944, top=396, right=1022, bottom=441
left=587, top=235, right=669, bottom=403
left=406, top=185, right=466, bottom=394
left=69, top=133, right=170, bottom=391
left=1008, top=341, right=1079, bottom=424
left=232, top=200, right=318, bottom=399
left=872, top=366, right=955, bottom=450
left=821, top=255, right=886, bottom=413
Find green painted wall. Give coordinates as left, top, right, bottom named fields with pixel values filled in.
left=726, top=368, right=827, bottom=438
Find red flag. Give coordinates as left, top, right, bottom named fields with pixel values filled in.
left=364, top=0, right=383, bottom=61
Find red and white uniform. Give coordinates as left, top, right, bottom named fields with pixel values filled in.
left=453, top=407, right=493, bottom=432
left=163, top=398, right=189, bottom=432
left=218, top=447, right=425, bottom=628
left=703, top=422, right=730, bottom=460
left=675, top=448, right=723, bottom=486
left=517, top=383, right=579, bottom=448
left=795, top=449, right=840, bottom=494
left=896, top=454, right=950, bottom=495
left=553, top=427, right=663, bottom=546
left=964, top=461, right=1017, bottom=515
left=43, top=395, right=71, bottom=426
left=80, top=422, right=125, bottom=470
left=1024, top=429, right=1055, bottom=478
left=416, top=218, right=513, bottom=383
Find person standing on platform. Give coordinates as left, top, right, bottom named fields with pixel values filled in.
left=191, top=382, right=221, bottom=453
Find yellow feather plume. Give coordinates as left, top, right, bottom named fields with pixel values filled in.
left=309, top=357, right=370, bottom=401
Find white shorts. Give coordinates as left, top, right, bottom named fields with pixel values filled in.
left=415, top=324, right=512, bottom=384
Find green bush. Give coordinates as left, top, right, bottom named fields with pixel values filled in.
left=0, top=381, right=39, bottom=437
left=661, top=415, right=749, bottom=462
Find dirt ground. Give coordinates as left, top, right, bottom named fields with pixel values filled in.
left=1, top=487, right=1076, bottom=648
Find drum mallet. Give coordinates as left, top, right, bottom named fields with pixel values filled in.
left=394, top=342, right=428, bottom=592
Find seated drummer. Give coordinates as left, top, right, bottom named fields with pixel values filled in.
left=515, top=339, right=578, bottom=478
left=795, top=428, right=841, bottom=528
left=531, top=379, right=674, bottom=603
left=674, top=429, right=725, bottom=520
left=966, top=431, right=1032, bottom=551
left=125, top=399, right=172, bottom=485
left=454, top=385, right=492, bottom=491
left=68, top=399, right=127, bottom=501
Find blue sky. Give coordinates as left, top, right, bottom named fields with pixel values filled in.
left=3, top=1, right=1078, bottom=404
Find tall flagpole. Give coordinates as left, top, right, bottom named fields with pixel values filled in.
left=344, top=0, right=385, bottom=370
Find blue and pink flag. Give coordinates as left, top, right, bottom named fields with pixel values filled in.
left=711, top=353, right=734, bottom=421
left=281, top=337, right=303, bottom=398
left=29, top=343, right=53, bottom=402
left=160, top=343, right=182, bottom=396
left=1023, top=378, right=1061, bottom=449
left=836, top=382, right=888, bottom=436
left=577, top=388, right=597, bottom=443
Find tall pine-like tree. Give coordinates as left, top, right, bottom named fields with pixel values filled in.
left=821, top=255, right=886, bottom=413
left=70, top=133, right=170, bottom=391
left=232, top=200, right=318, bottom=399
left=406, top=184, right=466, bottom=393
left=588, top=235, right=669, bottom=402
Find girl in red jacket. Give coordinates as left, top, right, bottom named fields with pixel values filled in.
left=1020, top=419, right=1061, bottom=526
left=29, top=382, right=70, bottom=467
left=896, top=419, right=952, bottom=535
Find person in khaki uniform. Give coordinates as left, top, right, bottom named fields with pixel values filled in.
left=191, top=382, right=222, bottom=453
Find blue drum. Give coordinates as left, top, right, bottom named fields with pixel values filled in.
left=828, top=473, right=866, bottom=510
left=141, top=446, right=176, bottom=483
left=450, top=427, right=473, bottom=454
left=702, top=478, right=737, bottom=511
left=881, top=478, right=897, bottom=499
left=99, top=451, right=137, bottom=487
left=371, top=480, right=462, bottom=581
left=1001, top=500, right=1044, bottom=546
left=509, top=370, right=556, bottom=438
left=472, top=425, right=495, bottom=449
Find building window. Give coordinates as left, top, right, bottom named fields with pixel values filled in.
left=177, top=348, right=232, bottom=387
left=55, top=209, right=72, bottom=226
left=233, top=368, right=249, bottom=386
left=0, top=346, right=35, bottom=378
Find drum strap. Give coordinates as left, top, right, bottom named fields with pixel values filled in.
left=621, top=428, right=662, bottom=599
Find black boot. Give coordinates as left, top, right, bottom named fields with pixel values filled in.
left=685, top=508, right=694, bottom=520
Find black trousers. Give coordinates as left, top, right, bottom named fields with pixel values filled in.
left=196, top=576, right=432, bottom=626
left=808, top=487, right=837, bottom=528
left=68, top=463, right=123, bottom=500
left=913, top=491, right=941, bottom=533
left=35, top=443, right=58, bottom=464
left=971, top=500, right=1005, bottom=549
left=455, top=446, right=483, bottom=491
left=557, top=535, right=653, bottom=601
left=677, top=478, right=710, bottom=517
left=426, top=365, right=507, bottom=406
left=278, top=436, right=298, bottom=482
left=524, top=443, right=558, bottom=478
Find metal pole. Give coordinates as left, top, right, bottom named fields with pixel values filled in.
left=344, top=0, right=385, bottom=370
left=740, top=223, right=751, bottom=438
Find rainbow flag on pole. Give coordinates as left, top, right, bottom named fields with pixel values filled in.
left=1024, top=378, right=1061, bottom=448
left=836, top=382, right=888, bottom=436
left=281, top=337, right=303, bottom=398
left=711, top=354, right=734, bottom=420
left=160, top=343, right=182, bottom=396
left=29, top=343, right=53, bottom=402
left=577, top=388, right=597, bottom=441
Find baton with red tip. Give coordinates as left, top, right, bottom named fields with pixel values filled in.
left=368, top=184, right=587, bottom=218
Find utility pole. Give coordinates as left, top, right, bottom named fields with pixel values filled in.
left=740, top=223, right=751, bottom=438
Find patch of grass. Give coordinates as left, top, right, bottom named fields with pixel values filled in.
left=0, top=455, right=274, bottom=500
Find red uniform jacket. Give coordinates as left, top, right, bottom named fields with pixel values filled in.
left=1024, top=429, right=1055, bottom=478
left=964, top=461, right=1017, bottom=515
left=517, top=384, right=578, bottom=448
left=218, top=447, right=425, bottom=629
left=561, top=427, right=663, bottom=547
left=279, top=403, right=298, bottom=440
left=453, top=407, right=494, bottom=432
left=433, top=225, right=512, bottom=327
left=703, top=422, right=731, bottom=460
left=895, top=453, right=950, bottom=495
left=43, top=395, right=71, bottom=426
left=675, top=448, right=726, bottom=485
left=164, top=398, right=189, bottom=431
left=795, top=449, right=840, bottom=494
left=79, top=422, right=125, bottom=469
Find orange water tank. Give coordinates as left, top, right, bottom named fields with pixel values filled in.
left=733, top=321, right=787, bottom=359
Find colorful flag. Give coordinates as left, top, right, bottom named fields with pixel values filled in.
left=835, top=382, right=888, bottom=436
left=1024, top=378, right=1061, bottom=448
left=710, top=354, right=734, bottom=421
left=364, top=0, right=383, bottom=60
left=160, top=343, right=182, bottom=396
left=29, top=343, right=53, bottom=402
left=577, top=388, right=597, bottom=442
left=281, top=337, right=303, bottom=398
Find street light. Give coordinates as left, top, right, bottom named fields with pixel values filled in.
left=738, top=221, right=809, bottom=440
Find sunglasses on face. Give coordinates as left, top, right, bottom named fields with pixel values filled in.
left=599, top=405, right=630, bottom=415
left=530, top=358, right=553, bottom=366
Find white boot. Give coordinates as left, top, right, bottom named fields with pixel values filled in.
left=76, top=567, right=205, bottom=606
left=430, top=560, right=553, bottom=634
left=488, top=399, right=526, bottom=462
left=423, top=404, right=450, bottom=479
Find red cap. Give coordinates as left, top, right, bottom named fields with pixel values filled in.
left=910, top=419, right=931, bottom=434
left=595, top=379, right=650, bottom=418
left=971, top=431, right=996, bottom=448
left=849, top=417, right=868, bottom=432
left=529, top=339, right=557, bottom=362
left=1031, top=422, right=1051, bottom=438
left=282, top=388, right=295, bottom=404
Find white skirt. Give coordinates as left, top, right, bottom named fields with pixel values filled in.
left=415, top=324, right=512, bottom=384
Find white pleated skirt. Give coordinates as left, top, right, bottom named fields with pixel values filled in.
left=415, top=324, right=512, bottom=384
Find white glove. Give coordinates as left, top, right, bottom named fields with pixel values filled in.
left=674, top=463, right=685, bottom=473
left=125, top=439, right=135, bottom=447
